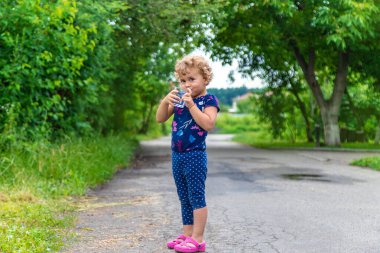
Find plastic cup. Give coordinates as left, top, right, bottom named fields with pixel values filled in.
left=174, top=91, right=185, bottom=108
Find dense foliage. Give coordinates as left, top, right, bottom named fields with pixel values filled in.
left=206, top=0, right=380, bottom=146
left=0, top=0, right=122, bottom=146
left=0, top=0, right=225, bottom=147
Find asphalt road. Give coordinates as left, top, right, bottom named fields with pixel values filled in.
left=63, top=134, right=380, bottom=253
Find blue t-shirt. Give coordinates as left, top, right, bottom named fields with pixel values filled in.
left=171, top=94, right=220, bottom=152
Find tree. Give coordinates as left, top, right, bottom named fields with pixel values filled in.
left=108, top=0, right=225, bottom=132
left=260, top=67, right=314, bottom=142
left=126, top=45, right=182, bottom=134
left=207, top=0, right=379, bottom=146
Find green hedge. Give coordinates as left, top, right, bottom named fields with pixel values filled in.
left=0, top=0, right=119, bottom=145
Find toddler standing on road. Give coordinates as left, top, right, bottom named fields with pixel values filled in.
left=156, top=55, right=220, bottom=252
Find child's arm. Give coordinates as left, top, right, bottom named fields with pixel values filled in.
left=156, top=89, right=179, bottom=123
left=182, top=89, right=218, bottom=131
left=188, top=106, right=218, bottom=132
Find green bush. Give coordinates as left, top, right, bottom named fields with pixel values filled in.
left=0, top=0, right=118, bottom=145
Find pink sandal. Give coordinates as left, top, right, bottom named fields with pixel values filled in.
left=174, top=237, right=206, bottom=252
left=167, top=234, right=187, bottom=249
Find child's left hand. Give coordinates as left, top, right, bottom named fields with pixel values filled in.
left=183, top=88, right=195, bottom=109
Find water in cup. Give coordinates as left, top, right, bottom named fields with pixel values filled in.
left=174, top=91, right=185, bottom=108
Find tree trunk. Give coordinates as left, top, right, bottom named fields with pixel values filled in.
left=111, top=103, right=125, bottom=132
left=290, top=41, right=349, bottom=146
left=320, top=105, right=341, bottom=146
left=289, top=85, right=313, bottom=142
left=375, top=118, right=380, bottom=145
left=139, top=102, right=154, bottom=134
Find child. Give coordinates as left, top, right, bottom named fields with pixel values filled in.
left=156, top=55, right=220, bottom=252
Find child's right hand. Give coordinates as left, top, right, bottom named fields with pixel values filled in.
left=164, top=89, right=180, bottom=106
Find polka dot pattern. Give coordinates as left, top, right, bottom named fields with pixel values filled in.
left=172, top=150, right=208, bottom=225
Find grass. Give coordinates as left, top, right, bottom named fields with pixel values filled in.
left=233, top=131, right=380, bottom=150
left=340, top=143, right=380, bottom=150
left=215, top=113, right=380, bottom=150
left=0, top=193, right=75, bottom=252
left=234, top=133, right=315, bottom=148
left=0, top=135, right=138, bottom=253
left=351, top=157, right=380, bottom=171
left=215, top=113, right=261, bottom=133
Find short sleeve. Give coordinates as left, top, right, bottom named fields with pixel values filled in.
left=204, top=94, right=220, bottom=112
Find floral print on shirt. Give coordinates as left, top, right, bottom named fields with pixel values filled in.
left=171, top=94, right=220, bottom=152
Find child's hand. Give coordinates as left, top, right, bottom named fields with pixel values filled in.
left=183, top=88, right=195, bottom=109
left=164, top=89, right=180, bottom=106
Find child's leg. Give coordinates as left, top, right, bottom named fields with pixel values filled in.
left=183, top=225, right=193, bottom=237
left=178, top=195, right=193, bottom=232
left=172, top=152, right=194, bottom=235
left=185, top=151, right=208, bottom=243
left=193, top=206, right=208, bottom=243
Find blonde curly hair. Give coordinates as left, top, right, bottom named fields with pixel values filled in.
left=174, top=55, right=213, bottom=85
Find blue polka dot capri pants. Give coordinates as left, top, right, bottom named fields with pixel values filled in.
left=172, top=150, right=207, bottom=225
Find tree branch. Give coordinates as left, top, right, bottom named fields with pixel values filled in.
left=289, top=40, right=326, bottom=108
left=289, top=39, right=308, bottom=73
left=330, top=51, right=349, bottom=108
left=289, top=82, right=313, bottom=142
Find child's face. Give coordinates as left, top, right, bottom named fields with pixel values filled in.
left=178, top=67, right=207, bottom=98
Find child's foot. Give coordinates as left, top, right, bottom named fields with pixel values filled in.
left=167, top=234, right=187, bottom=249
left=174, top=237, right=206, bottom=252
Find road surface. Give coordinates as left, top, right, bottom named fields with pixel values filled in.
left=63, top=134, right=380, bottom=253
